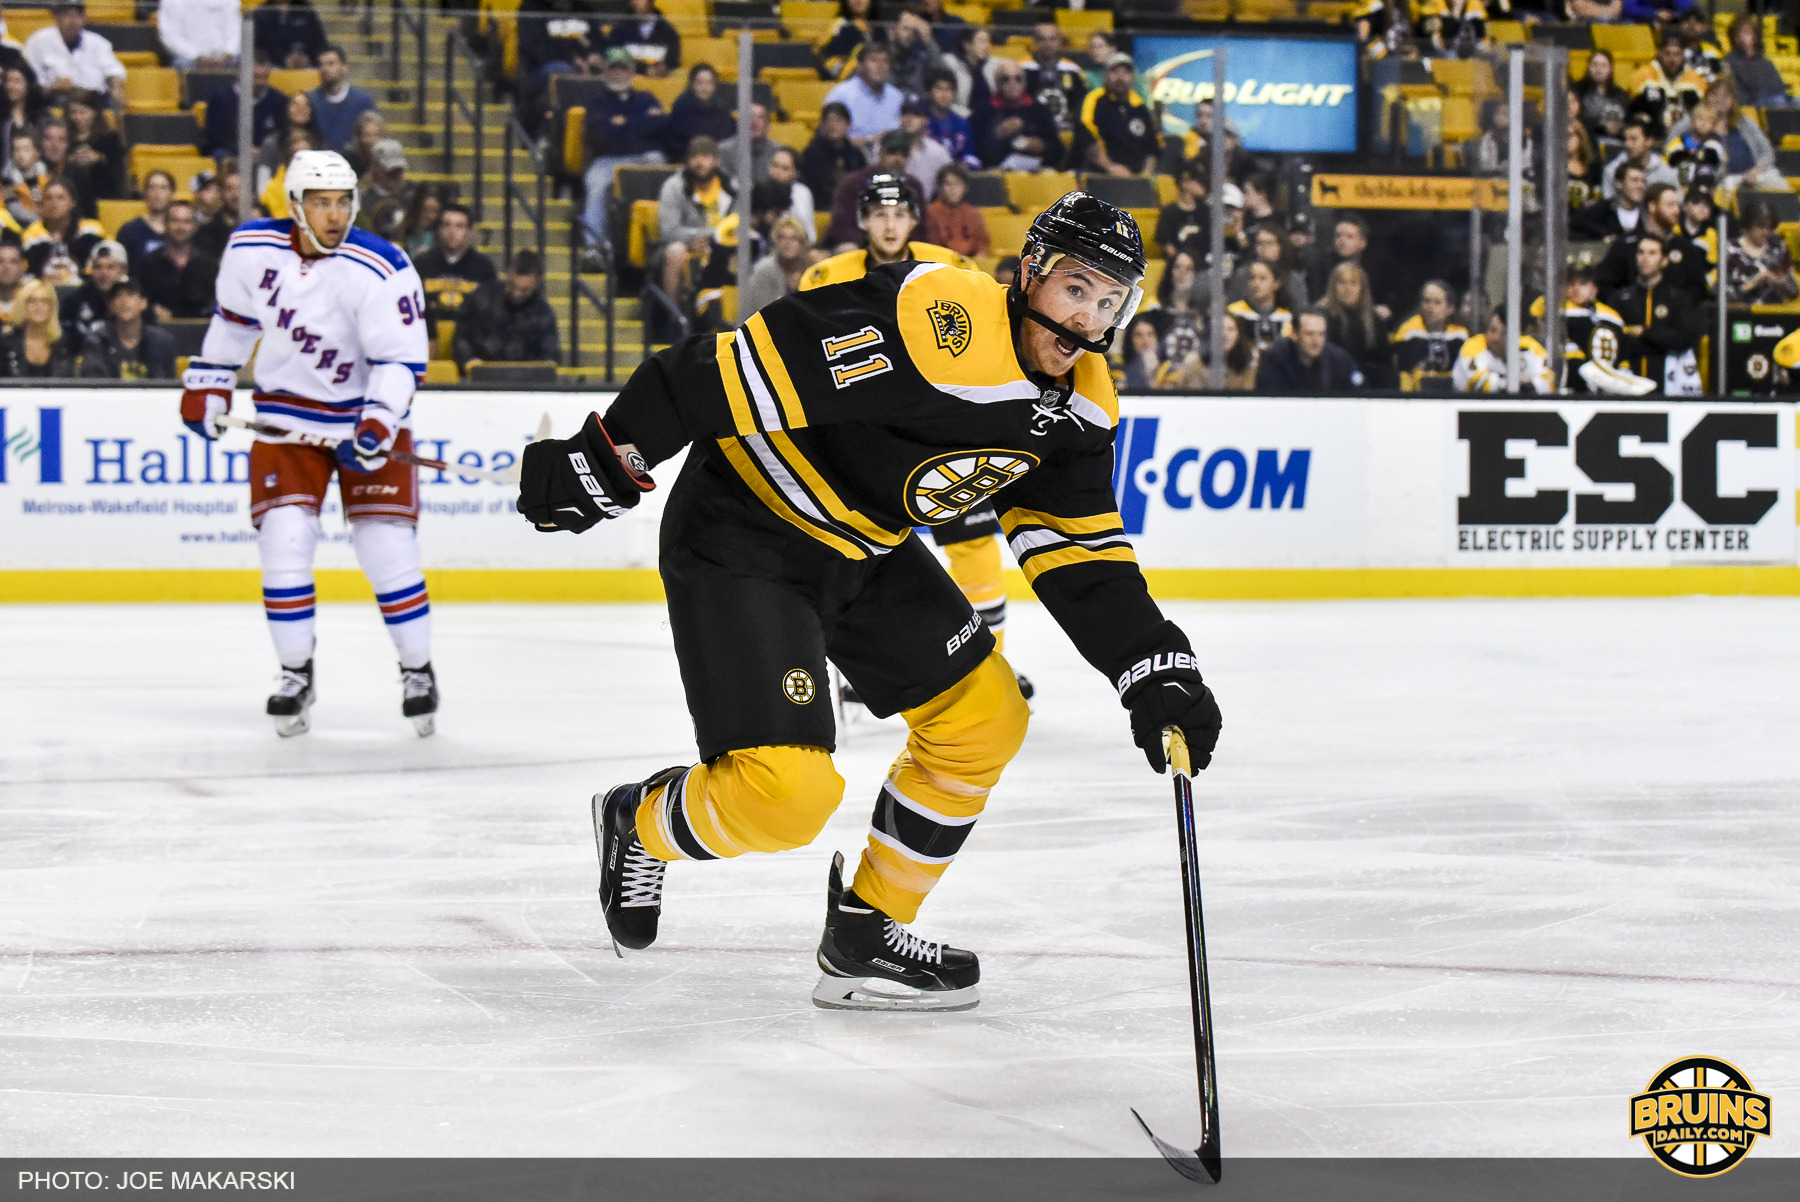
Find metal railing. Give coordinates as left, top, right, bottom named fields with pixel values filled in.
left=569, top=243, right=618, bottom=379
left=389, top=0, right=429, bottom=130
left=500, top=114, right=547, bottom=271
left=443, top=30, right=486, bottom=219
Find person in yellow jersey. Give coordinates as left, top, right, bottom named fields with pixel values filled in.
left=517, top=193, right=1223, bottom=1011
left=1453, top=309, right=1554, bottom=394
left=802, top=172, right=1034, bottom=703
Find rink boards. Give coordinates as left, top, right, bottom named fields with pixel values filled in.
left=2, top=388, right=1797, bottom=601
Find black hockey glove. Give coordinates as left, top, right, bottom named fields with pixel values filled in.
left=516, top=412, right=655, bottom=534
left=1115, top=621, right=1222, bottom=774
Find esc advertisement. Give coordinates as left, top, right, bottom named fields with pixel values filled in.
left=0, top=391, right=1793, bottom=574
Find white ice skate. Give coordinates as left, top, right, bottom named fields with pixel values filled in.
left=401, top=663, right=438, bottom=738
left=267, top=661, right=314, bottom=738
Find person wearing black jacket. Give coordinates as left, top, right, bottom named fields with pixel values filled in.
left=202, top=55, right=287, bottom=161
left=77, top=279, right=175, bottom=380
left=579, top=49, right=671, bottom=264
left=413, top=204, right=498, bottom=338
left=1572, top=160, right=1646, bottom=242
left=1594, top=181, right=1708, bottom=298
left=58, top=237, right=125, bottom=354
left=139, top=201, right=218, bottom=322
left=603, top=0, right=681, bottom=77
left=63, top=90, right=123, bottom=214
left=799, top=102, right=866, bottom=214
left=253, top=0, right=328, bottom=68
left=974, top=62, right=1063, bottom=171
left=453, top=251, right=561, bottom=368
left=1608, top=234, right=1702, bottom=395
left=1254, top=309, right=1367, bottom=393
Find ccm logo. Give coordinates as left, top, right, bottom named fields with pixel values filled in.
left=945, top=614, right=982, bottom=656
left=569, top=451, right=626, bottom=516
left=1115, top=651, right=1197, bottom=697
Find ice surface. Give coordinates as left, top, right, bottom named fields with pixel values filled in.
left=2, top=597, right=1796, bottom=1158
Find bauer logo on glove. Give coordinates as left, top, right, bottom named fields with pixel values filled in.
left=517, top=413, right=655, bottom=534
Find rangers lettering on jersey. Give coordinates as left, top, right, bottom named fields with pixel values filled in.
left=195, top=219, right=430, bottom=443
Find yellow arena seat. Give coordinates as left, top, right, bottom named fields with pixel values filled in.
left=128, top=147, right=212, bottom=194
left=642, top=74, right=688, bottom=107
left=424, top=360, right=461, bottom=385
left=1592, top=23, right=1655, bottom=61
left=269, top=69, right=321, bottom=96
left=776, top=77, right=836, bottom=116
left=564, top=106, right=587, bottom=174
left=1429, top=57, right=1499, bottom=98
left=98, top=199, right=144, bottom=238
left=1006, top=170, right=1078, bottom=211
left=124, top=67, right=182, bottom=112
left=5, top=9, right=52, bottom=43
left=984, top=210, right=1035, bottom=254
left=1054, top=9, right=1112, bottom=37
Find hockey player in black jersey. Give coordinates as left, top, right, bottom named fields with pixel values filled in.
left=518, top=194, right=1222, bottom=1011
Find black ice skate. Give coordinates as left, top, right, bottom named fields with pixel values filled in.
left=1014, top=673, right=1035, bottom=702
left=813, top=851, right=981, bottom=1011
left=400, top=663, right=438, bottom=738
left=592, top=766, right=687, bottom=956
left=266, top=660, right=315, bottom=738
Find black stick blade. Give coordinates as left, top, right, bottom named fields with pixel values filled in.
left=1130, top=1108, right=1221, bottom=1184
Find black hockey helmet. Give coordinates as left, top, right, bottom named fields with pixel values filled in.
left=1015, top=191, right=1147, bottom=353
left=858, top=171, right=924, bottom=225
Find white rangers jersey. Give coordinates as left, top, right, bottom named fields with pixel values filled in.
left=194, top=219, right=430, bottom=441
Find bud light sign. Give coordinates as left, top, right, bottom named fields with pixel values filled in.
left=1136, top=35, right=1359, bottom=154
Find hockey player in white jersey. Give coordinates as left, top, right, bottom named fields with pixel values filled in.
left=179, top=150, right=437, bottom=737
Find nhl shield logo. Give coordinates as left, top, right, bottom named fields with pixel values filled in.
left=905, top=449, right=1039, bottom=523
left=927, top=299, right=972, bottom=357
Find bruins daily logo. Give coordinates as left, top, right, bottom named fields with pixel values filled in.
left=904, top=450, right=1038, bottom=524
left=781, top=669, right=816, bottom=704
left=1630, top=1056, right=1771, bottom=1177
left=927, top=300, right=972, bottom=357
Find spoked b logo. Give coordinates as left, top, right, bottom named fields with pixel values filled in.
left=1629, top=1056, right=1771, bottom=1177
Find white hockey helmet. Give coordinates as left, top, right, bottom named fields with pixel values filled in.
left=285, top=150, right=360, bottom=252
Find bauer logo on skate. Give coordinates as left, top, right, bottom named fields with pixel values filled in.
left=1629, top=1056, right=1771, bottom=1178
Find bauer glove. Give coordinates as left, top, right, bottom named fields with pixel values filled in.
left=180, top=366, right=234, bottom=440
left=516, top=412, right=655, bottom=534
left=1115, top=621, right=1222, bottom=774
left=336, top=415, right=396, bottom=474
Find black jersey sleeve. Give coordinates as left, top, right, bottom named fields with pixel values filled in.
left=995, top=439, right=1167, bottom=681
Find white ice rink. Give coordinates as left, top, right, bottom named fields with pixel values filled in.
left=2, top=597, right=1796, bottom=1159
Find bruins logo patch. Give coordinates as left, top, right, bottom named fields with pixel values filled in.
left=905, top=450, right=1039, bottom=524
left=782, top=669, right=816, bottom=704
left=927, top=299, right=972, bottom=357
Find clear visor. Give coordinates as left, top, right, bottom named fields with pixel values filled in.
left=1036, top=251, right=1144, bottom=335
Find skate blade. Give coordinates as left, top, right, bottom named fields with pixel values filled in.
left=272, top=709, right=311, bottom=738
left=811, top=974, right=980, bottom=1012
left=411, top=713, right=436, bottom=738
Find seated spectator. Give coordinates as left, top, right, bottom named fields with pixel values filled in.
left=3, top=127, right=47, bottom=227
left=140, top=200, right=218, bottom=321
left=719, top=103, right=783, bottom=186
left=357, top=140, right=410, bottom=232
left=0, top=277, right=70, bottom=376
left=453, top=250, right=560, bottom=367
left=1573, top=49, right=1629, bottom=157
left=339, top=110, right=387, bottom=178
left=889, top=10, right=944, bottom=99
left=23, top=3, right=126, bottom=111
left=945, top=27, right=995, bottom=114
left=662, top=63, right=734, bottom=165
left=1627, top=32, right=1706, bottom=138
left=578, top=48, right=670, bottom=269
left=1461, top=97, right=1513, bottom=176
left=1121, top=314, right=1164, bottom=391
left=254, top=0, right=328, bottom=69
left=309, top=44, right=377, bottom=153
left=818, top=0, right=876, bottom=82
left=1321, top=261, right=1393, bottom=388
left=36, top=118, right=74, bottom=208
left=825, top=129, right=909, bottom=248
left=1080, top=31, right=1119, bottom=90
left=800, top=102, right=866, bottom=214
left=603, top=0, right=681, bottom=77
left=258, top=91, right=326, bottom=194
left=1151, top=320, right=1206, bottom=392
left=1306, top=214, right=1376, bottom=313
left=204, top=54, right=287, bottom=161
left=1596, top=181, right=1705, bottom=297
left=159, top=0, right=241, bottom=70
left=1227, top=259, right=1294, bottom=352
left=1453, top=310, right=1553, bottom=394
left=1154, top=163, right=1208, bottom=265
left=1610, top=234, right=1702, bottom=394
left=917, top=0, right=967, bottom=56
left=1574, top=160, right=1646, bottom=240
left=413, top=203, right=498, bottom=336
left=118, top=170, right=174, bottom=271
left=741, top=214, right=814, bottom=317
left=1602, top=115, right=1679, bottom=202
left=923, top=69, right=979, bottom=169
left=63, top=90, right=122, bottom=212
left=399, top=185, right=442, bottom=256
left=193, top=161, right=242, bottom=260
left=1077, top=53, right=1159, bottom=177
left=1726, top=200, right=1799, bottom=307
left=975, top=61, right=1062, bottom=171
left=1256, top=308, right=1364, bottom=392
left=0, top=242, right=27, bottom=328
left=518, top=0, right=603, bottom=126
left=1391, top=279, right=1468, bottom=391
left=1240, top=171, right=1278, bottom=227
left=58, top=236, right=123, bottom=353
left=1157, top=250, right=1212, bottom=338
left=896, top=99, right=951, bottom=200
left=0, top=66, right=48, bottom=172
left=1022, top=23, right=1086, bottom=137
left=22, top=177, right=98, bottom=285
left=1676, top=8, right=1723, bottom=82
left=1215, top=311, right=1258, bottom=392
left=763, top=147, right=816, bottom=243
left=654, top=136, right=734, bottom=320
left=1670, top=78, right=1787, bottom=194
left=77, top=278, right=174, bottom=379
left=1227, top=223, right=1307, bottom=310
left=825, top=44, right=904, bottom=149
left=260, top=127, right=318, bottom=217
left=1567, top=121, right=1602, bottom=209
left=1723, top=14, right=1792, bottom=107
left=923, top=163, right=988, bottom=258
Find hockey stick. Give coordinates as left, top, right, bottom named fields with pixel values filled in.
left=1131, top=725, right=1222, bottom=1184
left=217, top=413, right=523, bottom=484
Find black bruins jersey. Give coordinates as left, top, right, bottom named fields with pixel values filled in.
left=604, top=260, right=1163, bottom=673
left=1390, top=314, right=1468, bottom=391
